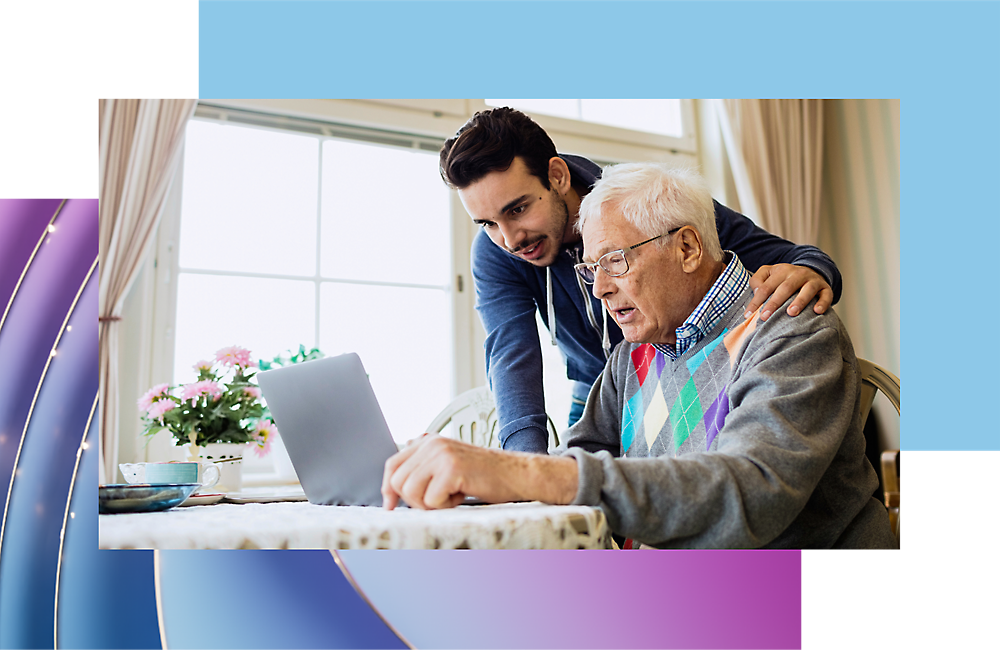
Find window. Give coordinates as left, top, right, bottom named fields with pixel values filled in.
left=175, top=117, right=453, bottom=447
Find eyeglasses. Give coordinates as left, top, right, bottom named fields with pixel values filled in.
left=574, top=227, right=682, bottom=284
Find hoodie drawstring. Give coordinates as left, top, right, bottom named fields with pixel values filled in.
left=546, top=266, right=557, bottom=345
left=550, top=249, right=610, bottom=357
left=602, top=300, right=611, bottom=357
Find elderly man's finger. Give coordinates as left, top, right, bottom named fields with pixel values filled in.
left=381, top=467, right=402, bottom=510
left=381, top=484, right=400, bottom=510
left=381, top=454, right=406, bottom=510
left=381, top=442, right=422, bottom=509
left=404, top=431, right=431, bottom=448
left=390, top=439, right=445, bottom=510
left=396, top=459, right=438, bottom=510
left=423, top=476, right=464, bottom=509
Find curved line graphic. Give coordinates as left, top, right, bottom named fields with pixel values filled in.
left=0, top=256, right=98, bottom=566
left=0, top=200, right=66, bottom=338
left=154, top=550, right=168, bottom=650
left=329, top=550, right=416, bottom=650
left=53, top=391, right=99, bottom=649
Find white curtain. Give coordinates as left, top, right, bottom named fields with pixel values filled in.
left=98, top=99, right=197, bottom=482
left=714, top=99, right=824, bottom=245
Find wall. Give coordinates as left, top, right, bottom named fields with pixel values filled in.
left=818, top=99, right=901, bottom=449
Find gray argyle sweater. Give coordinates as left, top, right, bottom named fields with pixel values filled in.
left=558, top=284, right=897, bottom=549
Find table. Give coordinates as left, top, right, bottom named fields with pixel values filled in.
left=99, top=501, right=613, bottom=549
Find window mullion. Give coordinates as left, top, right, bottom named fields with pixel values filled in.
left=315, top=136, right=323, bottom=350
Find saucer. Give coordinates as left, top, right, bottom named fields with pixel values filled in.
left=222, top=491, right=307, bottom=504
left=180, top=492, right=225, bottom=507
left=99, top=483, right=200, bottom=514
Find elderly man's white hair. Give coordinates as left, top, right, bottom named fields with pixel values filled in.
left=578, top=163, right=723, bottom=262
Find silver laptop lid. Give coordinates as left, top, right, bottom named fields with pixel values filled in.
left=256, top=353, right=398, bottom=506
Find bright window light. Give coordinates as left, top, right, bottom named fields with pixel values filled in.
left=321, top=140, right=450, bottom=286
left=175, top=120, right=454, bottom=445
left=180, top=120, right=319, bottom=276
left=320, top=283, right=452, bottom=444
left=173, top=274, right=315, bottom=385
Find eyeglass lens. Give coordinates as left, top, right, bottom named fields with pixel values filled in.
left=600, top=251, right=627, bottom=276
left=577, top=250, right=628, bottom=284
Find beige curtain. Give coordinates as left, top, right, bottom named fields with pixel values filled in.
left=714, top=99, right=824, bottom=245
left=818, top=99, right=900, bottom=448
left=98, top=99, right=197, bottom=481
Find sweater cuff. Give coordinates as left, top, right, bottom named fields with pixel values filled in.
left=502, top=427, right=549, bottom=454
left=561, top=447, right=607, bottom=506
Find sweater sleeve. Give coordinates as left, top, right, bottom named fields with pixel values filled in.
left=562, top=311, right=859, bottom=548
left=714, top=201, right=843, bottom=304
left=471, top=231, right=550, bottom=453
left=556, top=343, right=625, bottom=458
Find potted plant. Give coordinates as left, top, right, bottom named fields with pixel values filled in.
left=137, top=345, right=277, bottom=491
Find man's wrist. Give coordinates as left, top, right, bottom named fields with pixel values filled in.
left=516, top=453, right=578, bottom=505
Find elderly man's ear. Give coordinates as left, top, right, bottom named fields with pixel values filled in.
left=676, top=226, right=706, bottom=274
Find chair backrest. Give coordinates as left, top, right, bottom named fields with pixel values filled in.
left=426, top=387, right=500, bottom=447
left=858, top=358, right=900, bottom=423
left=857, top=358, right=901, bottom=543
left=426, top=387, right=559, bottom=450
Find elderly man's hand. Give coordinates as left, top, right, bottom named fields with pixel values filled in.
left=381, top=434, right=578, bottom=510
left=745, top=264, right=834, bottom=322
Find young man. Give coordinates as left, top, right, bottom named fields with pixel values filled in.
left=382, top=163, right=895, bottom=549
left=440, top=107, right=842, bottom=454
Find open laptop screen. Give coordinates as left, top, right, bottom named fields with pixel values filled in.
left=256, top=353, right=399, bottom=506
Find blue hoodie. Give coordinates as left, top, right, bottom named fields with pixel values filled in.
left=471, top=154, right=842, bottom=453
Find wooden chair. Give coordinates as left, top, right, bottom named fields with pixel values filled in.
left=426, top=387, right=559, bottom=450
left=857, top=358, right=901, bottom=542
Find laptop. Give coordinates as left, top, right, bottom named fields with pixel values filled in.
left=256, top=353, right=401, bottom=506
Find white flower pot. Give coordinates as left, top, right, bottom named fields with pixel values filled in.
left=190, top=442, right=246, bottom=493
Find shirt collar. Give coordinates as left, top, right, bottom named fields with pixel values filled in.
left=653, top=251, right=749, bottom=360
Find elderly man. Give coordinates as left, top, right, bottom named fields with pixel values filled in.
left=383, top=163, right=896, bottom=549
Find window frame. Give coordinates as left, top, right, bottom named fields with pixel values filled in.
left=472, top=99, right=697, bottom=154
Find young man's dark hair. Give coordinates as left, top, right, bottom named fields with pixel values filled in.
left=439, top=107, right=557, bottom=190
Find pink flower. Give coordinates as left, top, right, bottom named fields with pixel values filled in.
left=146, top=399, right=176, bottom=421
left=179, top=380, right=223, bottom=405
left=215, top=345, right=256, bottom=368
left=243, top=386, right=262, bottom=399
left=193, top=359, right=214, bottom=372
left=251, top=419, right=278, bottom=458
left=137, top=383, right=171, bottom=411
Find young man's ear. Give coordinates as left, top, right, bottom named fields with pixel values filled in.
left=548, top=157, right=571, bottom=194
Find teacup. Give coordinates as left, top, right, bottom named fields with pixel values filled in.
left=119, top=461, right=221, bottom=493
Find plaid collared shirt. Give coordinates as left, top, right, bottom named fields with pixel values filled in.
left=653, top=251, right=750, bottom=360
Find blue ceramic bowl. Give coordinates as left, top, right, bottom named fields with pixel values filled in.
left=99, top=483, right=201, bottom=514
